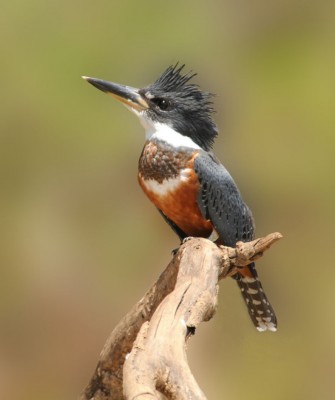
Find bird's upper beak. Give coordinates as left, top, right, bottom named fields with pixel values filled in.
left=82, top=76, right=149, bottom=111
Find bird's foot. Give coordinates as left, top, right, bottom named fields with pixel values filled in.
left=171, top=237, right=194, bottom=256
left=182, top=236, right=193, bottom=244
left=171, top=247, right=179, bottom=256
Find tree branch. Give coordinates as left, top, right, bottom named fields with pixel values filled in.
left=80, top=232, right=282, bottom=400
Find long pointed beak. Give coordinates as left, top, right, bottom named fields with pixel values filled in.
left=82, top=76, right=149, bottom=111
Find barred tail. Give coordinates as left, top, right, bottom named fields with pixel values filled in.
left=235, top=263, right=277, bottom=332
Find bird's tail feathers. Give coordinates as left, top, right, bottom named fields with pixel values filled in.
left=235, top=263, right=277, bottom=332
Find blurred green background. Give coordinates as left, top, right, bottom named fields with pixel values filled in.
left=1, top=1, right=334, bottom=399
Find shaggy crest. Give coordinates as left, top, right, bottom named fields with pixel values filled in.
left=143, top=64, right=217, bottom=150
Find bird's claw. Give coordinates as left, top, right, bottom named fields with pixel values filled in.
left=182, top=236, right=193, bottom=244
left=171, top=237, right=194, bottom=256
left=171, top=247, right=180, bottom=256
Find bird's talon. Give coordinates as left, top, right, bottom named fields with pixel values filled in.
left=172, top=236, right=193, bottom=255
left=171, top=247, right=180, bottom=256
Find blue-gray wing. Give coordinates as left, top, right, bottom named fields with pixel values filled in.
left=194, top=151, right=254, bottom=247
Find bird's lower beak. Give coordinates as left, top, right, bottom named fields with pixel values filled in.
left=82, top=76, right=149, bottom=111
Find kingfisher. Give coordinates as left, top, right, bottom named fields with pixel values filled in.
left=82, top=64, right=277, bottom=332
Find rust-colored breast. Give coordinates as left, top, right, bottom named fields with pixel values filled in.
left=138, top=144, right=213, bottom=237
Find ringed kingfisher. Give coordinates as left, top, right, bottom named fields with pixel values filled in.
left=82, top=64, right=277, bottom=332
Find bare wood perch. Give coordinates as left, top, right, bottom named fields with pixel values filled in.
left=80, top=232, right=282, bottom=400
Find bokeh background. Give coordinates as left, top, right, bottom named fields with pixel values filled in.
left=1, top=1, right=334, bottom=399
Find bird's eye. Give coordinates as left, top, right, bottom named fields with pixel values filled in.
left=152, top=98, right=170, bottom=111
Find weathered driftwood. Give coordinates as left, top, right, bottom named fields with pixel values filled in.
left=80, top=232, right=282, bottom=400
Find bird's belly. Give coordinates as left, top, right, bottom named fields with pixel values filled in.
left=138, top=168, right=213, bottom=237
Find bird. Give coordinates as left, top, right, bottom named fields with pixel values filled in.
left=82, top=64, right=277, bottom=332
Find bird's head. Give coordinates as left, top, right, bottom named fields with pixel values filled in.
left=83, top=64, right=218, bottom=151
